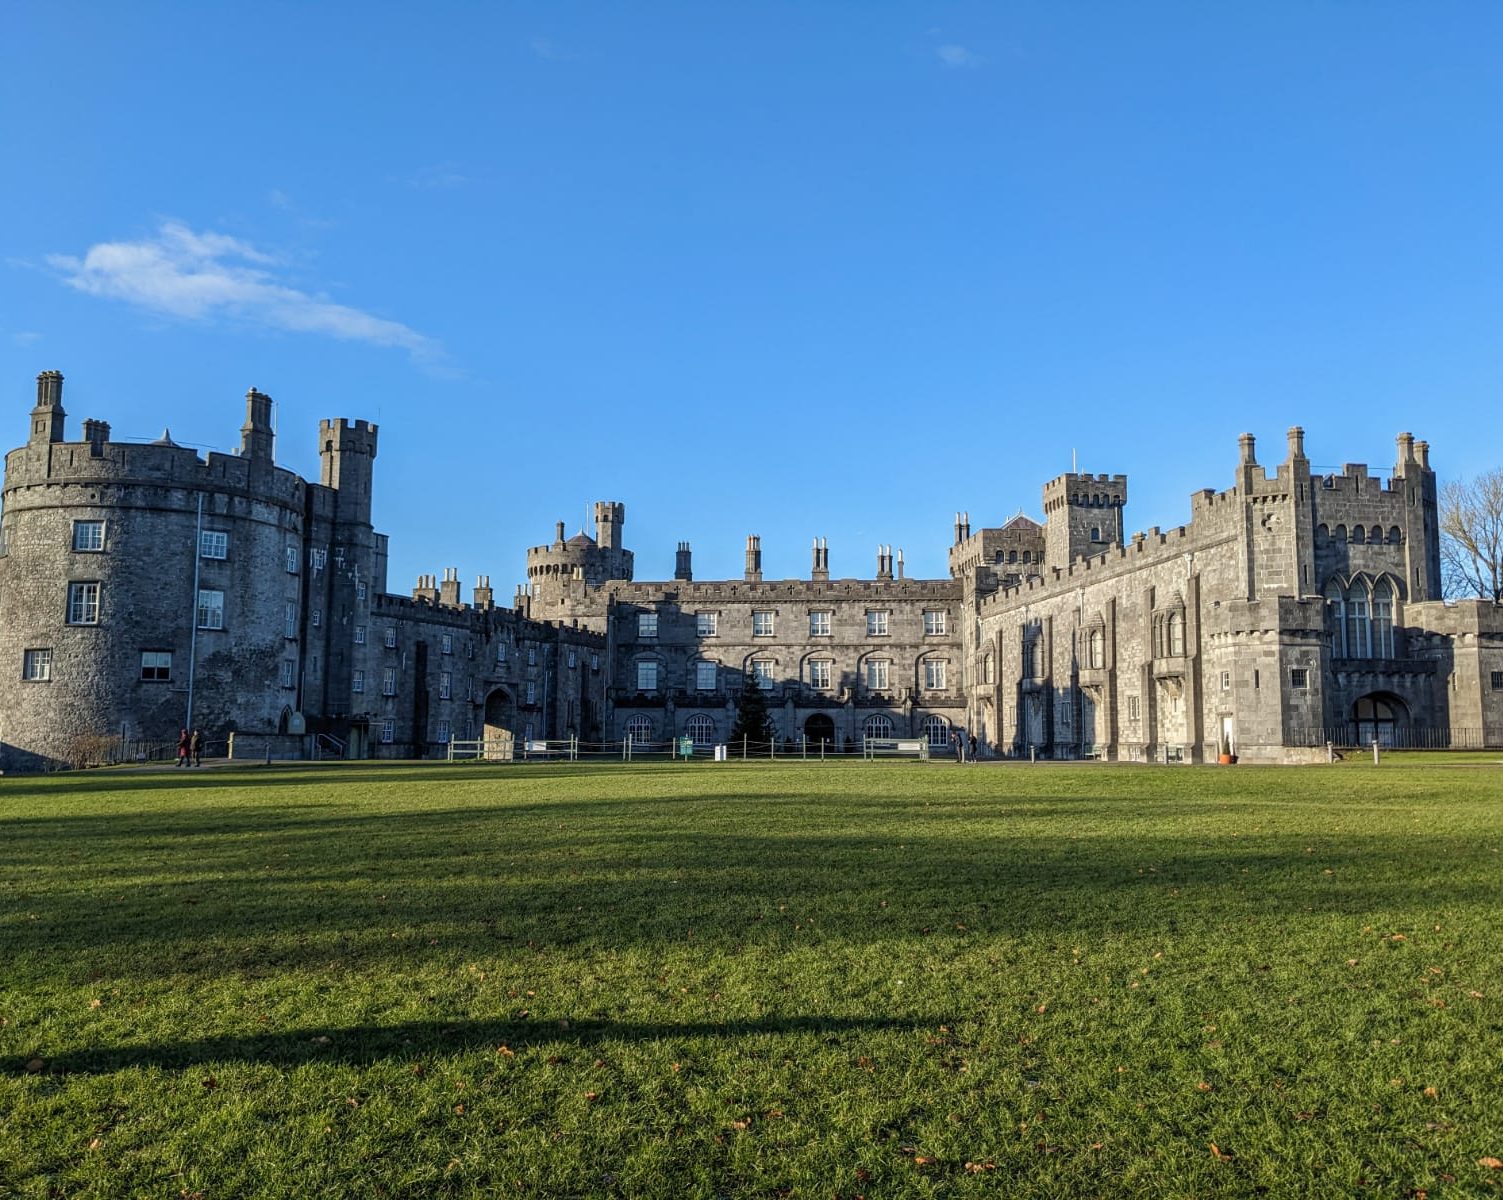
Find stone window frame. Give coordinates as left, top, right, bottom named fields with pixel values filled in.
left=624, top=714, right=655, bottom=744
left=1152, top=605, right=1186, bottom=658
left=685, top=714, right=717, bottom=746
left=923, top=609, right=948, bottom=637
left=385, top=627, right=398, bottom=649
left=441, top=633, right=453, bottom=655
left=863, top=655, right=891, bottom=692
left=1491, top=670, right=1503, bottom=691
left=140, top=650, right=172, bottom=682
left=436, top=720, right=451, bottom=744
left=22, top=648, right=53, bottom=682
left=199, top=529, right=228, bottom=560
left=923, top=658, right=948, bottom=691
left=285, top=545, right=299, bottom=574
left=1084, top=624, right=1106, bottom=670
left=807, top=658, right=833, bottom=690
left=922, top=714, right=950, bottom=747
left=694, top=660, right=719, bottom=691
left=352, top=669, right=365, bottom=694
left=863, top=713, right=894, bottom=740
left=808, top=610, right=832, bottom=638
left=380, top=719, right=394, bottom=744
left=73, top=520, right=106, bottom=553
left=752, top=610, right=776, bottom=638
left=635, top=658, right=660, bottom=693
left=1291, top=667, right=1311, bottom=690
left=382, top=666, right=397, bottom=696
left=439, top=670, right=452, bottom=700
left=279, top=659, right=296, bottom=689
left=286, top=604, right=299, bottom=640
left=638, top=612, right=659, bottom=639
left=751, top=657, right=777, bottom=689
left=695, top=611, right=719, bottom=637
left=866, top=610, right=890, bottom=638
left=66, top=581, right=101, bottom=626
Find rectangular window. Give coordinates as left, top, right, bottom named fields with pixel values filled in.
left=67, top=581, right=100, bottom=625
left=140, top=650, right=171, bottom=681
left=695, top=611, right=718, bottom=637
left=352, top=669, right=365, bottom=694
left=385, top=627, right=397, bottom=649
left=753, top=659, right=775, bottom=689
left=199, top=530, right=228, bottom=560
left=809, top=610, right=831, bottom=637
left=439, top=670, right=452, bottom=700
left=1127, top=694, right=1141, bottom=721
left=1291, top=668, right=1310, bottom=690
left=196, top=589, right=224, bottom=630
left=381, top=719, right=394, bottom=744
left=637, top=660, right=658, bottom=692
left=695, top=661, right=718, bottom=690
left=436, top=720, right=450, bottom=744
left=23, top=648, right=53, bottom=681
left=1492, top=671, right=1503, bottom=690
left=382, top=667, right=397, bottom=695
left=590, top=654, right=600, bottom=670
left=285, top=545, right=298, bottom=574
left=285, top=603, right=298, bottom=639
left=441, top=634, right=452, bottom=655
left=1220, top=671, right=1231, bottom=691
left=496, top=641, right=507, bottom=662
left=866, top=610, right=889, bottom=637
left=528, top=648, right=537, bottom=666
left=924, top=659, right=947, bottom=690
left=526, top=681, right=538, bottom=704
left=309, top=547, right=326, bottom=571
left=73, top=520, right=105, bottom=552
left=357, top=581, right=367, bottom=601
left=638, top=613, right=658, bottom=639
left=567, top=650, right=577, bottom=668
left=923, top=610, right=947, bottom=636
left=279, top=660, right=296, bottom=688
left=354, top=625, right=366, bottom=645
left=752, top=611, right=775, bottom=637
left=865, top=658, right=890, bottom=690
left=809, top=659, right=831, bottom=689
left=312, top=609, right=321, bottom=628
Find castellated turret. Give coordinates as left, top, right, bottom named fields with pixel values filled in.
left=525, top=500, right=634, bottom=619
left=319, top=417, right=379, bottom=526
left=1043, top=472, right=1128, bottom=567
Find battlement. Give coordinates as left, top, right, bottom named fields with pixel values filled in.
left=1042, top=472, right=1128, bottom=513
left=318, top=417, right=379, bottom=452
left=602, top=576, right=962, bottom=603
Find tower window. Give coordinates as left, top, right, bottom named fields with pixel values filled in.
left=73, top=521, right=105, bottom=552
left=23, top=648, right=53, bottom=681
left=67, top=581, right=101, bottom=625
left=200, top=530, right=228, bottom=559
left=196, top=589, right=224, bottom=630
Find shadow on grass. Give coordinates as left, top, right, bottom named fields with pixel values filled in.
left=24, top=1013, right=938, bottom=1076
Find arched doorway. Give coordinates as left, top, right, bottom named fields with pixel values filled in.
left=482, top=688, right=516, bottom=760
left=1354, top=693, right=1407, bottom=748
left=804, top=713, right=835, bottom=748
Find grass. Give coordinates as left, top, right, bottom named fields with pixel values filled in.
left=3, top=758, right=1502, bottom=1198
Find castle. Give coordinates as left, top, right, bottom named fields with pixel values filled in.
left=1, top=371, right=1499, bottom=770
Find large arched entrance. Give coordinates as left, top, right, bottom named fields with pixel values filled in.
left=804, top=713, right=835, bottom=748
left=1354, top=693, right=1407, bottom=748
left=482, top=688, right=516, bottom=760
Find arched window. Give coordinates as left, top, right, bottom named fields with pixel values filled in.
left=1387, top=526, right=1402, bottom=544
left=1370, top=525, right=1382, bottom=544
left=1008, top=550, right=1017, bottom=563
left=1086, top=626, right=1105, bottom=670
left=983, top=652, right=995, bottom=684
left=685, top=714, right=716, bottom=746
left=1325, top=580, right=1347, bottom=656
left=1372, top=579, right=1394, bottom=658
left=1315, top=523, right=1330, bottom=544
left=922, top=715, right=950, bottom=747
left=1345, top=588, right=1370, bottom=657
left=1090, top=526, right=1101, bottom=542
left=624, top=715, right=654, bottom=745
left=1024, top=637, right=1042, bottom=678
left=1167, top=611, right=1185, bottom=657
left=1334, top=524, right=1347, bottom=542
left=1022, top=550, right=1032, bottom=564
left=1352, top=525, right=1366, bottom=544
left=864, top=714, right=894, bottom=740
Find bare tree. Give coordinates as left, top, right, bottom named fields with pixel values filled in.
left=1440, top=469, right=1503, bottom=602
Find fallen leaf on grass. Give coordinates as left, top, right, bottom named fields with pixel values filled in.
left=964, top=1161, right=997, bottom=1173
left=496, top=1045, right=515, bottom=1057
left=1422, top=1087, right=1438, bottom=1099
left=24, top=1058, right=45, bottom=1074
left=913, top=1156, right=935, bottom=1166
left=730, top=1119, right=751, bottom=1131
left=1196, top=1082, right=1213, bottom=1092
left=87, top=1138, right=101, bottom=1150
left=1210, top=1143, right=1233, bottom=1162
left=89, top=998, right=102, bottom=1009
left=1479, top=1157, right=1503, bottom=1169
left=584, top=1091, right=600, bottom=1102
left=201, top=1077, right=218, bottom=1090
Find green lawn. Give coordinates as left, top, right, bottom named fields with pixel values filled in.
left=3, top=759, right=1502, bottom=1198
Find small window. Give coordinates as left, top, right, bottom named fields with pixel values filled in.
left=357, top=581, right=367, bottom=600
left=1291, top=668, right=1310, bottom=690
left=73, top=520, right=105, bottom=552
left=809, top=611, right=831, bottom=637
left=753, top=659, right=775, bottom=689
left=382, top=667, right=397, bottom=695
left=526, top=681, right=538, bottom=705
left=279, top=660, right=296, bottom=688
left=637, top=660, right=658, bottom=692
left=197, top=589, right=224, bottom=631
left=590, top=653, right=600, bottom=670
left=696, top=661, right=718, bottom=690
left=495, top=641, right=507, bottom=662
left=752, top=611, right=775, bottom=637
left=1127, top=694, right=1141, bottom=721
left=567, top=650, right=577, bottom=668
left=923, top=610, right=947, bottom=636
left=983, top=653, right=995, bottom=684
left=353, top=669, right=365, bottom=693
left=1086, top=627, right=1105, bottom=670
left=439, top=670, right=452, bottom=700
left=696, top=612, right=718, bottom=637
left=199, top=530, right=228, bottom=560
left=309, top=547, right=327, bottom=570
left=385, top=627, right=398, bottom=649
left=865, top=658, right=890, bottom=690
left=638, top=613, right=658, bottom=639
left=441, top=634, right=452, bottom=655
left=380, top=719, right=394, bottom=744
left=67, top=581, right=101, bottom=625
left=528, top=648, right=537, bottom=666
left=285, top=545, right=299, bottom=573
left=809, top=659, right=831, bottom=689
left=138, top=650, right=173, bottom=681
left=1220, top=670, right=1231, bottom=690
left=436, top=720, right=450, bottom=744
left=23, top=648, right=53, bottom=681
left=924, top=659, right=947, bottom=690
left=866, top=610, right=890, bottom=637
left=1492, top=671, right=1503, bottom=691
left=312, top=609, right=321, bottom=628
left=285, top=604, right=298, bottom=639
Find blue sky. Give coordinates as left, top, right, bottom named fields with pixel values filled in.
left=5, top=3, right=1502, bottom=591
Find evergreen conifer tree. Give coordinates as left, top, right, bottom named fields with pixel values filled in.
left=729, top=669, right=776, bottom=748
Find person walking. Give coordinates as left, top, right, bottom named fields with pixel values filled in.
left=968, top=730, right=978, bottom=763
left=190, top=729, right=204, bottom=767
left=950, top=729, right=964, bottom=763
left=175, top=729, right=190, bottom=768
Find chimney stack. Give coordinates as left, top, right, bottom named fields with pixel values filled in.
left=744, top=535, right=762, bottom=582
left=674, top=541, right=693, bottom=581
left=29, top=370, right=66, bottom=445
left=1287, top=426, right=1306, bottom=462
left=240, top=387, right=275, bottom=462
left=876, top=545, right=894, bottom=581
left=811, top=537, right=829, bottom=582
left=474, top=575, right=494, bottom=611
left=439, top=566, right=462, bottom=607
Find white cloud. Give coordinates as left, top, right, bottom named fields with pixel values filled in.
left=46, top=222, right=439, bottom=362
left=935, top=44, right=983, bottom=69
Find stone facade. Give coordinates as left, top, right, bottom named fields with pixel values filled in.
left=2, top=370, right=1499, bottom=769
